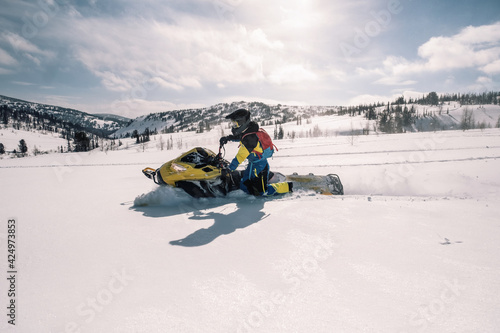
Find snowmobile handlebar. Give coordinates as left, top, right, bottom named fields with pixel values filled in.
left=216, top=144, right=226, bottom=170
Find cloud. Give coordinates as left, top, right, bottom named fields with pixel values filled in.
left=12, top=81, right=36, bottom=86
left=43, top=0, right=352, bottom=99
left=477, top=76, right=493, bottom=84
left=348, top=90, right=425, bottom=106
left=93, top=71, right=135, bottom=92
left=417, top=29, right=500, bottom=72
left=107, top=98, right=206, bottom=117
left=0, top=48, right=18, bottom=66
left=4, top=0, right=498, bottom=115
left=362, top=22, right=500, bottom=85
left=481, top=59, right=500, bottom=74
left=0, top=31, right=56, bottom=70
left=0, top=68, right=14, bottom=75
left=347, top=93, right=395, bottom=105
left=1, top=0, right=382, bottom=113
left=268, top=63, right=318, bottom=85
left=467, top=75, right=495, bottom=91
left=61, top=14, right=294, bottom=93
left=1, top=31, right=54, bottom=58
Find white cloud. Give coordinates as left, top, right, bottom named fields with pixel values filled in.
left=409, top=22, right=500, bottom=74
left=477, top=76, right=492, bottom=84
left=417, top=36, right=500, bottom=72
left=374, top=77, right=417, bottom=86
left=63, top=15, right=294, bottom=93
left=361, top=22, right=500, bottom=85
left=348, top=90, right=425, bottom=106
left=94, top=71, right=134, bottom=92
left=219, top=95, right=311, bottom=107
left=326, top=66, right=347, bottom=82
left=0, top=32, right=55, bottom=72
left=279, top=2, right=324, bottom=30
left=268, top=63, right=317, bottom=85
left=0, top=32, right=54, bottom=58
left=355, top=66, right=385, bottom=77
left=12, top=81, right=36, bottom=86
left=41, top=0, right=351, bottom=101
left=4, top=0, right=497, bottom=115
left=0, top=67, right=14, bottom=75
left=0, top=48, right=17, bottom=66
left=481, top=59, right=500, bottom=74
left=347, top=93, right=395, bottom=105
left=107, top=98, right=206, bottom=117
left=467, top=75, right=495, bottom=92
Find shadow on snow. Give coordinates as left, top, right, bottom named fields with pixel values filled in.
left=170, top=199, right=268, bottom=247
left=130, top=187, right=277, bottom=247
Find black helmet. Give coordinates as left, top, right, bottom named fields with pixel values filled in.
left=225, top=109, right=251, bottom=136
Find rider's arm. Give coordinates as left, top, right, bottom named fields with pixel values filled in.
left=228, top=133, right=259, bottom=171
left=228, top=145, right=250, bottom=171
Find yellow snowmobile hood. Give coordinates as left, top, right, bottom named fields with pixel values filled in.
left=156, top=147, right=221, bottom=186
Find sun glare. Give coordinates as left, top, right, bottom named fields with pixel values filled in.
left=279, top=1, right=322, bottom=30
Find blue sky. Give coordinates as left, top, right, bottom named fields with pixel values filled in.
left=0, top=0, right=499, bottom=118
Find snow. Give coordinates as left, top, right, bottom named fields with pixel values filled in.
left=0, top=128, right=67, bottom=154
left=1, top=126, right=500, bottom=333
left=112, top=103, right=500, bottom=140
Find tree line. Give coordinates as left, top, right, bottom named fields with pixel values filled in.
left=356, top=91, right=500, bottom=133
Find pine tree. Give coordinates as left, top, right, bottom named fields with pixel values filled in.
left=278, top=125, right=284, bottom=139
left=159, top=136, right=165, bottom=151
left=394, top=105, right=404, bottom=133
left=366, top=107, right=377, bottom=120
left=74, top=132, right=90, bottom=152
left=132, top=130, right=139, bottom=144
left=425, top=92, right=439, bottom=105
left=460, top=107, right=475, bottom=131
left=142, top=128, right=151, bottom=142
left=378, top=109, right=393, bottom=133
left=18, top=139, right=28, bottom=155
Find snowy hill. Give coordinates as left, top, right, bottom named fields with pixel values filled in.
left=0, top=127, right=67, bottom=154
left=0, top=95, right=130, bottom=138
left=114, top=100, right=500, bottom=140
left=1, top=127, right=499, bottom=332
left=2, top=93, right=499, bottom=148
left=113, top=101, right=339, bottom=138
left=375, top=102, right=500, bottom=132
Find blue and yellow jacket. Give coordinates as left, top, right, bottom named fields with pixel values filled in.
left=228, top=122, right=273, bottom=171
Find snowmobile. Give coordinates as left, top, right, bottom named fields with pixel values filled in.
left=142, top=145, right=343, bottom=198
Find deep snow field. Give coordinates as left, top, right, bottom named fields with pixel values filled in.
left=0, top=128, right=67, bottom=153
left=1, top=126, right=500, bottom=333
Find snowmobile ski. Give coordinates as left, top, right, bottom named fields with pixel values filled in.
left=284, top=173, right=344, bottom=195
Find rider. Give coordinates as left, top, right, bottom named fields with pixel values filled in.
left=219, top=108, right=292, bottom=196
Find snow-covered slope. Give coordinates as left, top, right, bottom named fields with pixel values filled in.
left=1, top=128, right=499, bottom=332
left=112, top=101, right=339, bottom=138
left=401, top=103, right=500, bottom=131
left=0, top=128, right=67, bottom=154
left=114, top=101, right=500, bottom=140
left=0, top=95, right=130, bottom=137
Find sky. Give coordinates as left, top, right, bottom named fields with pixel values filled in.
left=0, top=0, right=499, bottom=118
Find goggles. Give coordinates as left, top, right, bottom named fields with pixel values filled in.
left=230, top=119, right=240, bottom=128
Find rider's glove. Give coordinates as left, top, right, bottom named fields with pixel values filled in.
left=220, top=135, right=237, bottom=146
